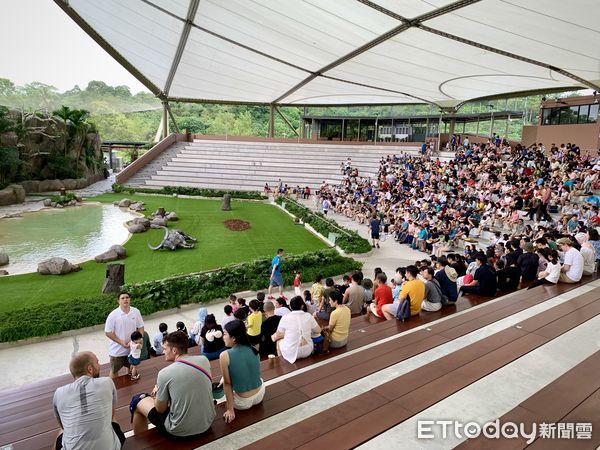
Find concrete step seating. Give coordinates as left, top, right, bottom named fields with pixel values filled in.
left=2, top=275, right=597, bottom=450
left=126, top=139, right=453, bottom=192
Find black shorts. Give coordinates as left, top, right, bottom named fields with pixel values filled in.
left=249, top=334, right=261, bottom=346
left=56, top=422, right=126, bottom=449
left=371, top=232, right=380, bottom=239
left=148, top=408, right=210, bottom=440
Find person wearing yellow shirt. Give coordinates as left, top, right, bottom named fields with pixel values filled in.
left=382, top=265, right=425, bottom=320
left=323, top=290, right=351, bottom=351
left=246, top=300, right=262, bottom=348
left=310, top=274, right=325, bottom=305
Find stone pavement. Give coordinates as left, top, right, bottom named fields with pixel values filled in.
left=0, top=192, right=426, bottom=391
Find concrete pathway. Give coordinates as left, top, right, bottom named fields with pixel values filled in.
left=0, top=193, right=427, bottom=391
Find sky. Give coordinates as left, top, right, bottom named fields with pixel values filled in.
left=0, top=1, right=149, bottom=93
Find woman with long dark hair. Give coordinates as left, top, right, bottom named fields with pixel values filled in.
left=219, top=320, right=264, bottom=423
left=200, top=314, right=225, bottom=360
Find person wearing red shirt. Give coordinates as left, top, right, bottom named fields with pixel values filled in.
left=368, top=273, right=393, bottom=318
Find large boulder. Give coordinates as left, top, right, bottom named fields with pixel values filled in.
left=75, top=178, right=88, bottom=189
left=118, top=198, right=132, bottom=207
left=63, top=179, right=77, bottom=190
left=94, top=245, right=127, bottom=263
left=150, top=217, right=168, bottom=228
left=0, top=270, right=8, bottom=276
left=7, top=185, right=25, bottom=204
left=127, top=223, right=147, bottom=234
left=19, top=180, right=40, bottom=193
left=37, top=257, right=81, bottom=275
left=0, top=250, right=8, bottom=267
left=131, top=217, right=150, bottom=227
left=39, top=179, right=64, bottom=192
left=43, top=198, right=52, bottom=207
left=0, top=186, right=17, bottom=206
left=129, top=202, right=146, bottom=212
left=165, top=212, right=178, bottom=221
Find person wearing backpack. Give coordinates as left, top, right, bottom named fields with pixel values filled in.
left=420, top=266, right=444, bottom=312
left=382, top=266, right=425, bottom=320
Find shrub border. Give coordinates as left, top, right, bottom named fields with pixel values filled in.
left=112, top=183, right=267, bottom=200
left=275, top=196, right=372, bottom=254
left=0, top=249, right=361, bottom=343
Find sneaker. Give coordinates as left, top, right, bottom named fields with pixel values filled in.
left=131, top=373, right=140, bottom=381
left=376, top=244, right=380, bottom=248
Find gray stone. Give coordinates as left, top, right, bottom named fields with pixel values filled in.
left=8, top=185, right=25, bottom=203
left=19, top=180, right=40, bottom=193
left=55, top=203, right=64, bottom=208
left=37, top=257, right=81, bottom=275
left=75, top=178, right=88, bottom=189
left=150, top=217, right=168, bottom=227
left=118, top=198, right=132, bottom=207
left=0, top=270, right=8, bottom=276
left=127, top=223, right=147, bottom=234
left=110, top=245, right=127, bottom=258
left=0, top=187, right=16, bottom=206
left=63, top=179, right=77, bottom=190
left=43, top=198, right=52, bottom=207
left=221, top=194, right=232, bottom=211
left=131, top=217, right=150, bottom=227
left=0, top=250, right=8, bottom=266
left=50, top=202, right=57, bottom=207
left=39, top=179, right=64, bottom=192
left=129, top=202, right=146, bottom=211
left=94, top=245, right=126, bottom=263
left=165, top=212, right=178, bottom=221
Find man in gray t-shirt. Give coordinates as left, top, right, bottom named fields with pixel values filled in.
left=133, top=331, right=215, bottom=438
left=53, top=352, right=124, bottom=450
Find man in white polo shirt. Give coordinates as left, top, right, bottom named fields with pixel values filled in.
left=104, top=292, right=144, bottom=378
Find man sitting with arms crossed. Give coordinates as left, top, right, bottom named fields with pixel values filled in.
left=132, top=331, right=215, bottom=439
left=53, top=351, right=125, bottom=450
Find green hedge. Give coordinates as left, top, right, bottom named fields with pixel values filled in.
left=0, top=249, right=361, bottom=342
left=275, top=197, right=372, bottom=254
left=112, top=183, right=266, bottom=200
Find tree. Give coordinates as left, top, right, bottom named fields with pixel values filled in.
left=52, top=105, right=72, bottom=155
left=0, top=78, right=16, bottom=96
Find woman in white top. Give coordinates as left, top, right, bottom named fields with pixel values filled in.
left=272, top=296, right=321, bottom=364
left=528, top=249, right=561, bottom=290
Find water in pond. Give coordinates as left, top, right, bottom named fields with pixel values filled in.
left=0, top=203, right=137, bottom=275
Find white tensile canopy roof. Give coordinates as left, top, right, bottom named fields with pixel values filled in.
left=55, top=0, right=600, bottom=107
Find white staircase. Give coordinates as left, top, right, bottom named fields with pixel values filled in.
left=126, top=139, right=453, bottom=191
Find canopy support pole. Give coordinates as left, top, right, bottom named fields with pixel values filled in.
left=268, top=105, right=275, bottom=137
left=161, top=101, right=169, bottom=139
left=275, top=107, right=299, bottom=137
left=166, top=103, right=180, bottom=134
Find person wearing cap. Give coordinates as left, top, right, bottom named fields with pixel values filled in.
left=517, top=242, right=539, bottom=282
left=557, top=237, right=584, bottom=283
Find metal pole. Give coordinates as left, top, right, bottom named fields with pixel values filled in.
left=374, top=115, right=378, bottom=143
left=505, top=114, right=510, bottom=140
left=437, top=112, right=442, bottom=152
left=161, top=101, right=169, bottom=139
left=268, top=105, right=275, bottom=138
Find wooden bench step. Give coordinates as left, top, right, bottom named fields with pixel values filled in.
left=244, top=288, right=600, bottom=449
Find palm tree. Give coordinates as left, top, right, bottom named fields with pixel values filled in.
left=52, top=105, right=72, bottom=156
left=69, top=109, right=90, bottom=162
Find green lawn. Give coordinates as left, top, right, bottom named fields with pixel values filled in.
left=0, top=194, right=326, bottom=313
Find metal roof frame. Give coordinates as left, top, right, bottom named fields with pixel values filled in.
left=54, top=0, right=600, bottom=108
